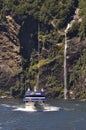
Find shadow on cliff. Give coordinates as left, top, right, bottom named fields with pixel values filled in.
left=18, top=16, right=38, bottom=68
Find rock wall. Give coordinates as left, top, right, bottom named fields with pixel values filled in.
left=0, top=16, right=22, bottom=89
left=0, top=15, right=85, bottom=99
left=67, top=38, right=86, bottom=98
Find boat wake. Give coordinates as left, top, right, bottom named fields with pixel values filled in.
left=1, top=103, right=60, bottom=112
left=43, top=104, right=60, bottom=112
left=13, top=103, right=60, bottom=112
left=13, top=106, right=37, bottom=112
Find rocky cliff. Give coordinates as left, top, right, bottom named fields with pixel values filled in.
left=0, top=0, right=86, bottom=99
left=67, top=38, right=86, bottom=98
left=0, top=14, right=86, bottom=99
left=0, top=16, right=22, bottom=90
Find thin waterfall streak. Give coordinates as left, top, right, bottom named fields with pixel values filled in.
left=34, top=25, right=39, bottom=91
left=63, top=8, right=79, bottom=99
left=64, top=32, right=67, bottom=99
left=35, top=75, right=39, bottom=90
left=35, top=24, right=40, bottom=91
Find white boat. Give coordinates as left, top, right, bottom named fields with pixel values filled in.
left=23, top=88, right=46, bottom=110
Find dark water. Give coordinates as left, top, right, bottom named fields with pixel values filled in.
left=0, top=99, right=86, bottom=130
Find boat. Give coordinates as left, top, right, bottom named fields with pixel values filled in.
left=23, top=88, right=46, bottom=110
left=23, top=88, right=46, bottom=102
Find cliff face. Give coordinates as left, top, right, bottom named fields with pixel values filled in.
left=0, top=16, right=22, bottom=89
left=0, top=14, right=85, bottom=99
left=67, top=38, right=86, bottom=98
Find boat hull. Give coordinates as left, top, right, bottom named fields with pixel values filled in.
left=25, top=101, right=45, bottom=111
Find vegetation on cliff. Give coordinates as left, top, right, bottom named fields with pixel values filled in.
left=0, top=0, right=86, bottom=99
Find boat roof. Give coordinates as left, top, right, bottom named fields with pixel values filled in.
left=25, top=91, right=45, bottom=96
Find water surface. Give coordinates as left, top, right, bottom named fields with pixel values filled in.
left=0, top=99, right=86, bottom=130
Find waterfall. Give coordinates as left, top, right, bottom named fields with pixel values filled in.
left=64, top=24, right=73, bottom=99
left=64, top=31, right=67, bottom=100
left=64, top=8, right=79, bottom=99
left=34, top=74, right=39, bottom=91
